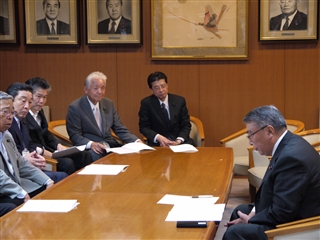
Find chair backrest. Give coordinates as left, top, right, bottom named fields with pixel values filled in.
left=48, top=120, right=72, bottom=147
left=296, top=129, right=320, bottom=146
left=286, top=119, right=305, bottom=133
left=42, top=105, right=50, bottom=122
left=189, top=116, right=205, bottom=147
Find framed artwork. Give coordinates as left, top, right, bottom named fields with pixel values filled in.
left=86, top=0, right=141, bottom=45
left=24, top=0, right=79, bottom=45
left=151, top=0, right=248, bottom=60
left=259, top=0, right=319, bottom=41
left=0, top=0, right=19, bottom=44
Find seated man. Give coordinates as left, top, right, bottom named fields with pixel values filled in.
left=25, top=77, right=93, bottom=174
left=223, top=105, right=320, bottom=240
left=0, top=169, right=30, bottom=217
left=66, top=71, right=141, bottom=161
left=6, top=82, right=67, bottom=183
left=139, top=71, right=194, bottom=147
left=0, top=91, right=54, bottom=198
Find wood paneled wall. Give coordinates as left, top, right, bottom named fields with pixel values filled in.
left=0, top=1, right=319, bottom=146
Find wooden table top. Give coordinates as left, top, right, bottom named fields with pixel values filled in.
left=0, top=147, right=233, bottom=240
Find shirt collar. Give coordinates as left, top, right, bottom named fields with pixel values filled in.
left=158, top=95, right=169, bottom=107
left=86, top=97, right=100, bottom=110
left=272, top=130, right=288, bottom=156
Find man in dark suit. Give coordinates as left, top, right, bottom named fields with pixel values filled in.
left=66, top=71, right=141, bottom=161
left=0, top=16, right=9, bottom=35
left=98, top=0, right=131, bottom=34
left=223, top=105, right=320, bottom=240
left=36, top=0, right=70, bottom=35
left=25, top=77, right=93, bottom=174
left=6, top=83, right=67, bottom=183
left=269, top=0, right=307, bottom=30
left=139, top=71, right=194, bottom=147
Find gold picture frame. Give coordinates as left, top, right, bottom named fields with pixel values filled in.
left=0, top=0, right=19, bottom=44
left=259, top=0, right=319, bottom=41
left=86, top=0, right=141, bottom=45
left=151, top=0, right=248, bottom=60
left=24, top=0, right=79, bottom=45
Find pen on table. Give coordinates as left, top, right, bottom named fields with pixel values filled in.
left=191, top=195, right=213, bottom=198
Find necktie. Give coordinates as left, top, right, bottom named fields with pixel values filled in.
left=0, top=142, right=15, bottom=176
left=94, top=107, right=102, bottom=132
left=109, top=21, right=116, bottom=34
left=51, top=22, right=56, bottom=34
left=161, top=103, right=171, bottom=129
left=283, top=16, right=289, bottom=30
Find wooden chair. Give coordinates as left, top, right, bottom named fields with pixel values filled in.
left=221, top=120, right=305, bottom=177
left=189, top=116, right=205, bottom=147
left=265, top=216, right=320, bottom=240
left=44, top=157, right=58, bottom=171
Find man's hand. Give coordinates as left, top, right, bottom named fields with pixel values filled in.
left=57, top=144, right=66, bottom=151
left=24, top=193, right=31, bottom=203
left=91, top=142, right=107, bottom=154
left=24, top=151, right=46, bottom=170
left=156, top=135, right=176, bottom=147
left=46, top=179, right=54, bottom=189
left=224, top=210, right=255, bottom=227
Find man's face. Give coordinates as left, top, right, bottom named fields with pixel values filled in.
left=0, top=99, right=14, bottom=132
left=279, top=0, right=299, bottom=15
left=84, top=78, right=106, bottom=105
left=13, top=90, right=33, bottom=120
left=150, top=79, right=168, bottom=102
left=246, top=122, right=273, bottom=156
left=43, top=0, right=60, bottom=21
left=30, top=88, right=48, bottom=113
left=107, top=0, right=122, bottom=21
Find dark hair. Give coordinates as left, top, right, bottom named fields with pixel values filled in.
left=25, top=77, right=51, bottom=93
left=243, top=105, right=287, bottom=132
left=147, top=71, right=168, bottom=89
left=106, top=0, right=123, bottom=8
left=43, top=0, right=60, bottom=8
left=6, top=83, right=33, bottom=99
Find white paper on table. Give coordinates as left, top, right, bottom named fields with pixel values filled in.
left=169, top=144, right=198, bottom=153
left=157, top=194, right=218, bottom=205
left=106, top=142, right=155, bottom=154
left=77, top=164, right=129, bottom=175
left=17, top=200, right=79, bottom=213
left=165, top=203, right=225, bottom=221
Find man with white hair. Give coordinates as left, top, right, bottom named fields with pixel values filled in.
left=66, top=71, right=141, bottom=161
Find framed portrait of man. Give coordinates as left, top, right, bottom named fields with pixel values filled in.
left=0, top=0, right=19, bottom=44
left=24, top=0, right=79, bottom=45
left=259, top=0, right=318, bottom=41
left=86, top=0, right=141, bottom=45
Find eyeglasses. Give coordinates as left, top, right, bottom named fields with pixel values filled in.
left=1, top=108, right=15, bottom=117
left=246, top=125, right=268, bottom=139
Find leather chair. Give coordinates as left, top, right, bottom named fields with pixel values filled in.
left=221, top=120, right=305, bottom=177
left=189, top=116, right=205, bottom=147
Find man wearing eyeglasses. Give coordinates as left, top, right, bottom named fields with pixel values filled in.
left=269, top=0, right=307, bottom=31
left=138, top=71, right=194, bottom=147
left=222, top=105, right=320, bottom=240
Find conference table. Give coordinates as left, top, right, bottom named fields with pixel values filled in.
left=0, top=147, right=233, bottom=239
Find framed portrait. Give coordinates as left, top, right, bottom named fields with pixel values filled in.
left=86, top=0, right=141, bottom=45
left=151, top=0, right=248, bottom=60
left=0, top=0, right=19, bottom=44
left=24, top=0, right=79, bottom=45
left=259, top=0, right=319, bottom=41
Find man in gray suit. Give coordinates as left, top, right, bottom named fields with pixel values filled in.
left=223, top=105, right=320, bottom=240
left=66, top=71, right=141, bottom=161
left=0, top=91, right=54, bottom=199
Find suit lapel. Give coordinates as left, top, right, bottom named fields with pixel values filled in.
left=27, top=112, right=43, bottom=142
left=2, top=135, right=20, bottom=183
left=82, top=96, right=102, bottom=135
left=151, top=95, right=168, bottom=129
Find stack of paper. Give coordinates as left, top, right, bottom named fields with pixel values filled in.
left=78, top=164, right=128, bottom=175
left=106, top=142, right=155, bottom=154
left=17, top=200, right=79, bottom=213
left=169, top=144, right=198, bottom=153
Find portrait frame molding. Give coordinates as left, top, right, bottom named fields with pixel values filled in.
left=0, top=0, right=19, bottom=44
left=151, top=0, right=248, bottom=60
left=86, top=0, right=142, bottom=45
left=259, top=0, right=319, bottom=42
left=24, top=0, right=79, bottom=45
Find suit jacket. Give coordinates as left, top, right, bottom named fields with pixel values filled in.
left=269, top=11, right=307, bottom=31
left=249, top=131, right=320, bottom=227
left=36, top=18, right=70, bottom=35
left=98, top=16, right=132, bottom=34
left=8, top=118, right=36, bottom=154
left=0, top=169, right=25, bottom=199
left=66, top=96, right=138, bottom=147
left=26, top=110, right=59, bottom=153
left=0, top=132, right=49, bottom=193
left=0, top=16, right=9, bottom=35
left=139, top=94, right=193, bottom=146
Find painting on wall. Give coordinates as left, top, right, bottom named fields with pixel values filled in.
left=259, top=0, right=318, bottom=41
left=0, top=0, right=19, bottom=44
left=151, top=0, right=248, bottom=60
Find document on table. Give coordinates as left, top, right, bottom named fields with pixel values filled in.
left=78, top=164, right=129, bottom=175
left=52, top=145, right=86, bottom=158
left=17, top=200, right=79, bottom=213
left=106, top=142, right=155, bottom=154
left=157, top=194, right=218, bottom=205
left=169, top=144, right=198, bottom=153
